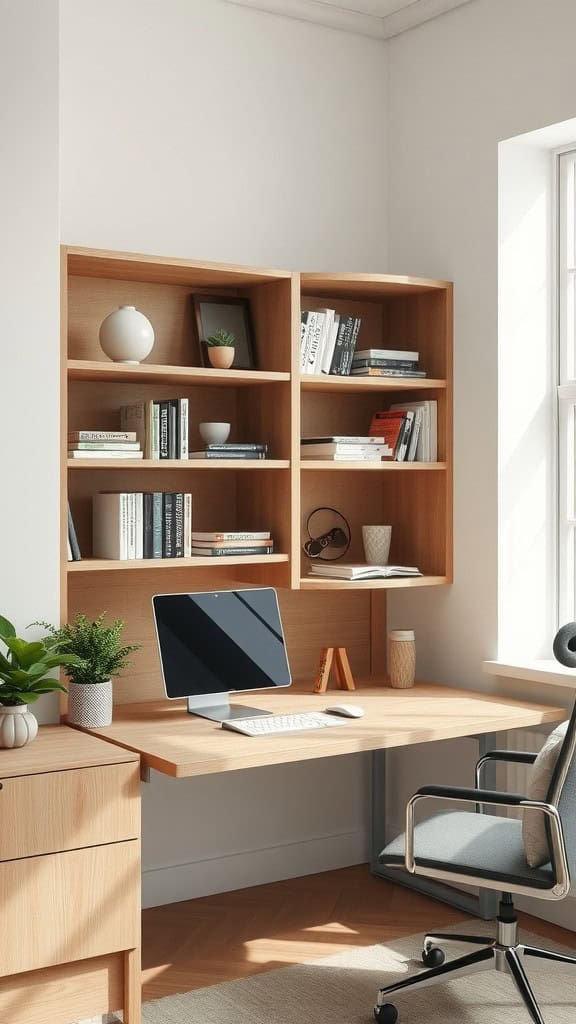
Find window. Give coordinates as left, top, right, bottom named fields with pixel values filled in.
left=558, top=150, right=576, bottom=625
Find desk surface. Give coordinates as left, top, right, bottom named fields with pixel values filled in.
left=83, top=682, right=565, bottom=778
left=0, top=724, right=139, bottom=778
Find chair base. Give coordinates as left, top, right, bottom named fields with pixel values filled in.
left=375, top=914, right=576, bottom=1024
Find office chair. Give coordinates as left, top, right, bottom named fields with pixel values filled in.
left=373, top=691, right=576, bottom=1024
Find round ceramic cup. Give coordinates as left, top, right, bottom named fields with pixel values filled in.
left=199, top=422, right=231, bottom=445
left=362, top=525, right=392, bottom=565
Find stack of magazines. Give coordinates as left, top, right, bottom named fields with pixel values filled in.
left=309, top=563, right=422, bottom=581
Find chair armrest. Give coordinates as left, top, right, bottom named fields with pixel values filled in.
left=475, top=750, right=538, bottom=789
left=404, top=785, right=569, bottom=896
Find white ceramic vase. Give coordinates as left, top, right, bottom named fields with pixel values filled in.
left=362, top=525, right=392, bottom=565
left=68, top=680, right=113, bottom=728
left=0, top=705, right=38, bottom=748
left=99, top=305, right=155, bottom=364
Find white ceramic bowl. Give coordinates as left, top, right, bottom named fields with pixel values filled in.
left=199, top=422, right=231, bottom=445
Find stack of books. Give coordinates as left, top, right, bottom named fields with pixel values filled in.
left=93, top=492, right=192, bottom=559
left=300, top=309, right=362, bottom=376
left=188, top=443, right=268, bottom=460
left=68, top=430, right=143, bottom=460
left=351, top=348, right=427, bottom=379
left=300, top=436, right=393, bottom=461
left=369, top=401, right=437, bottom=462
left=120, top=399, right=189, bottom=459
left=309, top=563, right=422, bottom=581
left=191, top=531, right=273, bottom=557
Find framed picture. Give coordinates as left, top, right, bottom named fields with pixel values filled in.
left=192, top=295, right=257, bottom=370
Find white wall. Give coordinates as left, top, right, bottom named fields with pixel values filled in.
left=0, top=0, right=61, bottom=724
left=60, top=0, right=387, bottom=905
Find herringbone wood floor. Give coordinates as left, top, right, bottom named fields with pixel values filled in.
left=141, top=865, right=576, bottom=1000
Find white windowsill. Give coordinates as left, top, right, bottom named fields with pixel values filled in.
left=483, top=659, right=576, bottom=688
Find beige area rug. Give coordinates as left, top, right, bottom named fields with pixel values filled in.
left=79, top=920, right=576, bottom=1023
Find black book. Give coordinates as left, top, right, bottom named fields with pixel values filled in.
left=173, top=493, right=184, bottom=558
left=330, top=316, right=355, bottom=375
left=351, top=357, right=417, bottom=370
left=341, top=317, right=362, bottom=376
left=169, top=399, right=178, bottom=460
left=190, top=545, right=274, bottom=557
left=143, top=493, right=154, bottom=558
left=152, top=492, right=163, bottom=558
left=204, top=443, right=268, bottom=453
left=188, top=450, right=266, bottom=460
left=159, top=402, right=170, bottom=460
left=67, top=503, right=81, bottom=560
left=163, top=493, right=175, bottom=557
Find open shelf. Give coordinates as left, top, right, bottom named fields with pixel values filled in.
left=68, top=359, right=290, bottom=387
left=300, top=461, right=447, bottom=471
left=68, top=459, right=290, bottom=470
left=68, top=554, right=290, bottom=573
left=300, top=575, right=450, bottom=590
left=301, top=376, right=447, bottom=394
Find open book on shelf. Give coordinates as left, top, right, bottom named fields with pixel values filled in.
left=309, top=563, right=422, bottom=581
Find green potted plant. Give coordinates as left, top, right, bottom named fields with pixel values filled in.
left=39, top=613, right=141, bottom=728
left=0, top=616, right=77, bottom=748
left=205, top=328, right=235, bottom=369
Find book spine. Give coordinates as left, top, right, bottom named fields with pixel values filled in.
left=119, top=494, right=129, bottom=560
left=351, top=368, right=427, bottom=378
left=159, top=402, right=170, bottom=459
left=144, top=401, right=154, bottom=459
left=300, top=312, right=310, bottom=371
left=168, top=400, right=178, bottom=460
left=184, top=494, right=192, bottom=558
left=340, top=317, right=361, bottom=376
left=135, top=493, right=143, bottom=558
left=152, top=493, right=163, bottom=557
left=191, top=546, right=274, bottom=556
left=173, top=493, right=184, bottom=558
left=329, top=317, right=351, bottom=375
left=126, top=494, right=136, bottom=559
left=152, top=402, right=160, bottom=459
left=204, top=443, right=268, bottom=452
left=143, top=493, right=154, bottom=558
left=67, top=442, right=141, bottom=451
left=178, top=398, right=189, bottom=459
left=195, top=450, right=265, bottom=460
left=69, top=430, right=136, bottom=442
left=302, top=312, right=318, bottom=372
left=351, top=358, right=418, bottom=369
left=304, top=313, right=324, bottom=373
left=192, top=532, right=270, bottom=542
left=163, top=493, right=174, bottom=557
left=67, top=504, right=81, bottom=560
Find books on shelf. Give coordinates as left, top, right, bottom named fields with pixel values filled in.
left=68, top=449, right=144, bottom=459
left=93, top=492, right=192, bottom=560
left=354, top=348, right=419, bottom=362
left=300, top=435, right=393, bottom=461
left=309, top=563, right=422, bottom=580
left=189, top=443, right=268, bottom=460
left=300, top=310, right=362, bottom=376
left=190, top=530, right=273, bottom=557
left=388, top=400, right=437, bottom=462
left=351, top=367, right=427, bottom=378
left=69, top=431, right=137, bottom=442
left=192, top=531, right=271, bottom=542
left=351, top=347, right=426, bottom=379
left=120, top=398, right=189, bottom=460
left=68, top=430, right=143, bottom=459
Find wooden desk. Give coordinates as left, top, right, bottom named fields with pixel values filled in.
left=84, top=681, right=564, bottom=779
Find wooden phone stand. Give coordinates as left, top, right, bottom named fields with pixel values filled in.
left=314, top=647, right=356, bottom=693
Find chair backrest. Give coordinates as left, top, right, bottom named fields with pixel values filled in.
left=547, top=698, right=576, bottom=878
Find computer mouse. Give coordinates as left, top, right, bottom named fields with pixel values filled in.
left=325, top=704, right=365, bottom=719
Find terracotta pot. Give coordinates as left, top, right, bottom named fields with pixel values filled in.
left=208, top=347, right=235, bottom=369
left=0, top=705, right=38, bottom=748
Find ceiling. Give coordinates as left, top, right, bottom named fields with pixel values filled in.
left=224, top=0, right=474, bottom=38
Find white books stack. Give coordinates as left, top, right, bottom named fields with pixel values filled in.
left=388, top=400, right=437, bottom=462
left=68, top=430, right=143, bottom=459
left=309, top=563, right=422, bottom=581
left=300, top=436, right=393, bottom=461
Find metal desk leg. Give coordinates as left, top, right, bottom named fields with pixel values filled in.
left=370, top=735, right=499, bottom=921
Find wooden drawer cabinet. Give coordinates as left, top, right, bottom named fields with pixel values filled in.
left=0, top=726, right=142, bottom=1023
left=0, top=762, right=139, bottom=860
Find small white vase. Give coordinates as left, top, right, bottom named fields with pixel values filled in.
left=362, top=525, right=392, bottom=565
left=68, top=680, right=113, bottom=728
left=0, top=705, right=38, bottom=748
left=99, top=305, right=155, bottom=364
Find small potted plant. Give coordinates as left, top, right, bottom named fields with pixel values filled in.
left=205, top=328, right=235, bottom=369
left=40, top=613, right=140, bottom=728
left=0, top=616, right=77, bottom=748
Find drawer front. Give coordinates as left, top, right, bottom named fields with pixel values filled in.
left=0, top=841, right=140, bottom=977
left=0, top=762, right=139, bottom=860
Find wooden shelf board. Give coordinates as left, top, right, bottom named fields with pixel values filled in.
left=65, top=246, right=292, bottom=287
left=300, top=376, right=446, bottom=393
left=300, top=575, right=449, bottom=591
left=68, top=459, right=290, bottom=470
left=301, top=272, right=451, bottom=301
left=67, top=359, right=290, bottom=387
left=68, top=554, right=290, bottom=573
left=300, top=461, right=447, bottom=471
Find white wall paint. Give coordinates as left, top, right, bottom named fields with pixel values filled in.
left=60, top=0, right=387, bottom=905
left=0, top=0, right=60, bottom=724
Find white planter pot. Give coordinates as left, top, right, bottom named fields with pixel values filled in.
left=68, top=680, right=113, bottom=728
left=0, top=705, right=38, bottom=748
left=99, top=305, right=155, bottom=364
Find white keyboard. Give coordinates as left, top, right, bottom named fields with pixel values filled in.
left=222, top=712, right=347, bottom=737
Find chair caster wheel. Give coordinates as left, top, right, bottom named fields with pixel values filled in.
left=422, top=945, right=445, bottom=968
left=374, top=1003, right=398, bottom=1023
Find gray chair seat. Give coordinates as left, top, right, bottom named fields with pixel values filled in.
left=380, top=811, right=555, bottom=890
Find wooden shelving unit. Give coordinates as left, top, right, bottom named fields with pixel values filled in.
left=61, top=247, right=452, bottom=701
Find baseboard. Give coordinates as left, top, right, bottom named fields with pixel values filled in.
left=142, top=829, right=369, bottom=908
